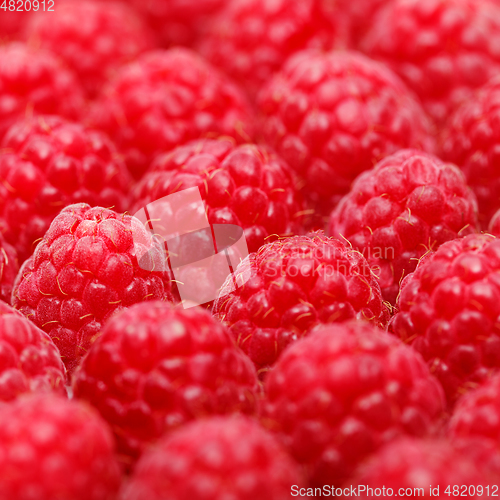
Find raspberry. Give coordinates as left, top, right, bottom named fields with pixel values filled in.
left=0, top=11, right=30, bottom=40
left=89, top=48, right=255, bottom=180
left=0, top=393, right=121, bottom=500
left=441, top=77, right=500, bottom=227
left=489, top=208, right=500, bottom=236
left=390, top=233, right=500, bottom=404
left=0, top=115, right=133, bottom=261
left=121, top=416, right=302, bottom=500
left=12, top=203, right=177, bottom=374
left=0, top=301, right=65, bottom=402
left=349, top=437, right=490, bottom=492
left=0, top=42, right=85, bottom=142
left=24, top=0, right=155, bottom=98
left=328, top=150, right=479, bottom=304
left=261, top=321, right=445, bottom=486
left=213, top=232, right=389, bottom=373
left=361, top=0, right=500, bottom=125
left=199, top=0, right=349, bottom=98
left=0, top=234, right=18, bottom=303
left=131, top=138, right=305, bottom=254
left=73, top=301, right=258, bottom=464
left=257, top=49, right=435, bottom=217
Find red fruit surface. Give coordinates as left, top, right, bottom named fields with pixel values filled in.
left=0, top=42, right=85, bottom=142
left=441, top=77, right=500, bottom=227
left=361, top=0, right=500, bottom=125
left=0, top=301, right=65, bottom=402
left=24, top=0, right=155, bottom=98
left=0, top=11, right=30, bottom=40
left=121, top=416, right=302, bottom=500
left=489, top=208, right=500, bottom=236
left=0, top=394, right=121, bottom=500
left=391, top=234, right=500, bottom=404
left=73, top=301, right=258, bottom=465
left=213, top=232, right=389, bottom=373
left=0, top=234, right=18, bottom=304
left=12, top=203, right=177, bottom=374
left=349, top=437, right=490, bottom=493
left=131, top=138, right=305, bottom=254
left=0, top=115, right=132, bottom=261
left=258, top=49, right=435, bottom=216
left=262, top=321, right=445, bottom=486
left=199, top=0, right=349, bottom=98
left=89, top=48, right=255, bottom=179
left=328, top=150, right=479, bottom=304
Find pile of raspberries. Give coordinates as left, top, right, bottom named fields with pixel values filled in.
left=5, top=0, right=500, bottom=498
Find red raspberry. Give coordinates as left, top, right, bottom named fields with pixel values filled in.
left=449, top=372, right=500, bottom=443
left=89, top=48, right=255, bottom=180
left=390, top=234, right=500, bottom=404
left=0, top=393, right=121, bottom=500
left=328, top=150, right=479, bottom=304
left=0, top=11, right=31, bottom=40
left=258, top=49, right=435, bottom=217
left=0, top=115, right=133, bottom=261
left=0, top=234, right=19, bottom=304
left=349, top=437, right=490, bottom=493
left=24, top=0, right=155, bottom=98
left=441, top=77, right=500, bottom=227
left=121, top=416, right=302, bottom=500
left=361, top=0, right=500, bottom=125
left=131, top=138, right=305, bottom=254
left=0, top=301, right=65, bottom=402
left=213, top=232, right=389, bottom=373
left=489, top=209, right=500, bottom=236
left=199, top=0, right=349, bottom=98
left=0, top=42, right=85, bottom=142
left=73, top=301, right=258, bottom=464
left=12, top=203, right=177, bottom=374
left=261, top=321, right=445, bottom=486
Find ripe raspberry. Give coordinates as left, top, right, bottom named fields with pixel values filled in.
left=213, top=232, right=389, bottom=373
left=441, top=77, right=500, bottom=227
left=199, top=0, right=349, bottom=98
left=328, top=150, right=479, bottom=304
left=89, top=48, right=255, bottom=180
left=12, top=203, right=177, bottom=374
left=0, top=42, right=85, bottom=142
left=361, top=0, right=500, bottom=125
left=121, top=416, right=302, bottom=500
left=258, top=49, right=435, bottom=216
left=0, top=11, right=30, bottom=40
left=131, top=138, right=305, bottom=254
left=261, top=321, right=445, bottom=486
left=24, top=0, right=155, bottom=98
left=0, top=301, right=65, bottom=402
left=0, top=394, right=121, bottom=500
left=0, top=115, right=133, bottom=261
left=349, top=437, right=489, bottom=492
left=0, top=234, right=18, bottom=303
left=73, top=301, right=258, bottom=464
left=390, top=233, right=500, bottom=404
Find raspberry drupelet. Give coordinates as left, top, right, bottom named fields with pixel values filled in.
left=257, top=49, right=435, bottom=217
left=121, top=416, right=303, bottom=500
left=0, top=394, right=121, bottom=500
left=391, top=233, right=500, bottom=404
left=361, top=0, right=500, bottom=125
left=213, top=231, right=389, bottom=373
left=199, top=0, right=349, bottom=98
left=73, top=301, right=258, bottom=466
left=24, top=0, right=155, bottom=98
left=328, top=150, right=479, bottom=304
left=0, top=115, right=133, bottom=261
left=261, top=321, right=445, bottom=486
left=131, top=138, right=305, bottom=254
left=0, top=234, right=18, bottom=304
left=89, top=48, right=255, bottom=180
left=441, top=77, right=500, bottom=227
left=0, top=301, right=66, bottom=402
left=12, top=204, right=177, bottom=374
left=0, top=43, right=85, bottom=142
